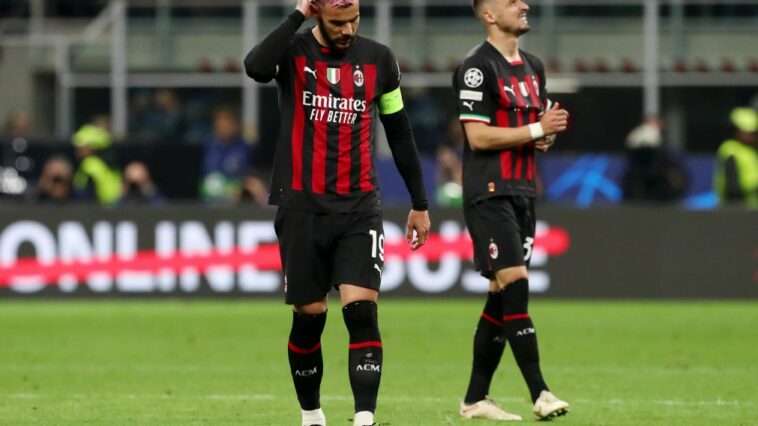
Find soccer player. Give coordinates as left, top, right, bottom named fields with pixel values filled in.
left=453, top=0, right=570, bottom=421
left=244, top=1, right=431, bottom=425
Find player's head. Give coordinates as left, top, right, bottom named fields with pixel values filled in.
left=730, top=107, right=758, bottom=145
left=472, top=0, right=531, bottom=37
left=312, top=0, right=360, bottom=51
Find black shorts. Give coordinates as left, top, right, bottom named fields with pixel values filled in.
left=463, top=195, right=536, bottom=280
left=274, top=207, right=384, bottom=305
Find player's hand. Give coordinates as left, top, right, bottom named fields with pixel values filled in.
left=539, top=102, right=569, bottom=136
left=535, top=134, right=556, bottom=152
left=296, top=0, right=315, bottom=19
left=406, top=209, right=431, bottom=251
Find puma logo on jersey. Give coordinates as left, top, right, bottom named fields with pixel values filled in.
left=503, top=85, right=515, bottom=96
left=462, top=101, right=475, bottom=111
left=304, top=66, right=317, bottom=79
left=374, top=264, right=382, bottom=276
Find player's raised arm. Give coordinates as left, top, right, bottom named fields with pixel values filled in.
left=243, top=1, right=313, bottom=82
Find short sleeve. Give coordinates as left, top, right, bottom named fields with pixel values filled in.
left=454, top=58, right=495, bottom=125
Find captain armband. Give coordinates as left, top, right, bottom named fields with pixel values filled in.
left=378, top=87, right=404, bottom=115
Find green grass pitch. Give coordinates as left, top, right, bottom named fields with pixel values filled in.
left=1, top=300, right=756, bottom=425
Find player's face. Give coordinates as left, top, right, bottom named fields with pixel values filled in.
left=490, top=0, right=530, bottom=36
left=316, top=3, right=361, bottom=51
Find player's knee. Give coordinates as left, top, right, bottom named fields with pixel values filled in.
left=502, top=278, right=529, bottom=314
left=294, top=300, right=327, bottom=315
left=495, top=266, right=528, bottom=288
left=342, top=301, right=380, bottom=341
left=340, top=284, right=378, bottom=306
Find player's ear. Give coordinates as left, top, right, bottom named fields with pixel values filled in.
left=309, top=0, right=319, bottom=16
left=481, top=9, right=496, bottom=25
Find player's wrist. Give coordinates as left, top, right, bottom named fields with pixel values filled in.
left=528, top=122, right=545, bottom=141
left=412, top=202, right=429, bottom=211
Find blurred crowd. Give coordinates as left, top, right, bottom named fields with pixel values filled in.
left=2, top=87, right=757, bottom=208
left=0, top=100, right=268, bottom=207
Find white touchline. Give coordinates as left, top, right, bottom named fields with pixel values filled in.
left=2, top=393, right=753, bottom=406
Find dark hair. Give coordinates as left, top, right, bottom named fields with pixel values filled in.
left=471, top=0, right=485, bottom=14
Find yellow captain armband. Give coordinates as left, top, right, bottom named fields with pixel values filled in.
left=378, top=87, right=404, bottom=115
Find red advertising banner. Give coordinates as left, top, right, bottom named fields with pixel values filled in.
left=0, top=205, right=754, bottom=298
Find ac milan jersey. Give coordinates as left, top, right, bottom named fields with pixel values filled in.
left=269, top=31, right=401, bottom=213
left=454, top=42, right=548, bottom=205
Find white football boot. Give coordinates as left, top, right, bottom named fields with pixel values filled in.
left=301, top=408, right=326, bottom=426
left=353, top=410, right=375, bottom=426
left=532, top=390, right=569, bottom=420
left=460, top=398, right=522, bottom=421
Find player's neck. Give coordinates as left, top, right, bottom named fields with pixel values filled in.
left=312, top=27, right=328, bottom=48
left=487, top=32, right=521, bottom=62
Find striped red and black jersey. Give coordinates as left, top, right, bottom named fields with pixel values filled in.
left=453, top=42, right=548, bottom=205
left=269, top=31, right=400, bottom=213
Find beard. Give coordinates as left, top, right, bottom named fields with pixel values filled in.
left=515, top=25, right=530, bottom=36
left=317, top=17, right=356, bottom=52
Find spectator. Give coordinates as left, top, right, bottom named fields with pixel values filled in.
left=128, top=89, right=184, bottom=142
left=1, top=110, right=35, bottom=198
left=71, top=122, right=122, bottom=205
left=621, top=116, right=688, bottom=202
left=2, top=110, right=33, bottom=164
left=200, top=107, right=251, bottom=203
left=29, top=156, right=73, bottom=203
left=405, top=87, right=447, bottom=155
left=152, top=89, right=184, bottom=140
left=120, top=161, right=164, bottom=205
left=714, top=107, right=758, bottom=207
left=3, top=110, right=32, bottom=139
left=436, top=118, right=464, bottom=207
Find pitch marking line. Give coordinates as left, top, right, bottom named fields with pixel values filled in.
left=2, top=393, right=754, bottom=406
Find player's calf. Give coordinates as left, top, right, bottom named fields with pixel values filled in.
left=343, top=301, right=383, bottom=417
left=501, top=278, right=548, bottom=403
left=289, top=311, right=327, bottom=411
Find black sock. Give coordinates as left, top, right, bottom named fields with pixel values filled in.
left=501, top=279, right=549, bottom=403
left=343, top=301, right=382, bottom=413
left=288, top=310, right=327, bottom=410
left=464, top=292, right=507, bottom=404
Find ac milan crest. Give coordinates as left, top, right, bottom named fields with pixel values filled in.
left=488, top=242, right=499, bottom=259
left=354, top=69, right=364, bottom=87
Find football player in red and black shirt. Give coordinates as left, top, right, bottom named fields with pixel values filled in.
left=244, top=1, right=430, bottom=425
left=454, top=0, right=570, bottom=421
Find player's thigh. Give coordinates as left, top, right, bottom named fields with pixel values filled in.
left=275, top=208, right=334, bottom=305
left=332, top=211, right=384, bottom=296
left=464, top=196, right=527, bottom=281
left=512, top=195, right=537, bottom=267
